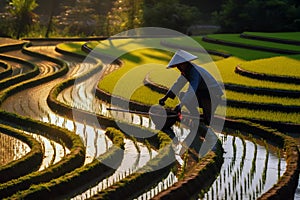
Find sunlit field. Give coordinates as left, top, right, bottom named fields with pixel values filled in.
left=1, top=30, right=299, bottom=199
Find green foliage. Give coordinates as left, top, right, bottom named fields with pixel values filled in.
left=106, top=0, right=144, bottom=35
left=214, top=0, right=300, bottom=32
left=143, top=0, right=200, bottom=33
left=7, top=0, right=38, bottom=38
left=1, top=1, right=300, bottom=37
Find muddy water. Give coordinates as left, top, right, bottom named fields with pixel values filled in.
left=200, top=134, right=286, bottom=200
left=0, top=133, right=30, bottom=166
left=71, top=138, right=157, bottom=199
left=23, top=131, right=70, bottom=171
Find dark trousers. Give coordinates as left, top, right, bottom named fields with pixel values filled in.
left=184, top=89, right=221, bottom=125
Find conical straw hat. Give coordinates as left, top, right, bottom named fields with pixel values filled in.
left=166, top=49, right=198, bottom=69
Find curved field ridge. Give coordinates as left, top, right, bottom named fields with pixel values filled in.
left=48, top=78, right=176, bottom=200
left=238, top=55, right=300, bottom=78
left=48, top=84, right=180, bottom=199
left=223, top=119, right=300, bottom=200
left=224, top=83, right=300, bottom=98
left=241, top=32, right=300, bottom=45
left=160, top=39, right=231, bottom=58
left=234, top=55, right=300, bottom=84
left=151, top=140, right=223, bottom=200
left=47, top=44, right=226, bottom=199
left=0, top=41, right=86, bottom=198
left=0, top=38, right=27, bottom=53
left=143, top=73, right=300, bottom=131
left=235, top=65, right=300, bottom=84
left=0, top=111, right=85, bottom=199
left=0, top=33, right=298, bottom=199
left=8, top=127, right=125, bottom=199
left=202, top=34, right=300, bottom=55
left=49, top=34, right=300, bottom=198
left=0, top=124, right=43, bottom=183
left=0, top=45, right=69, bottom=105
left=0, top=60, right=12, bottom=79
left=69, top=34, right=298, bottom=195
left=0, top=54, right=39, bottom=92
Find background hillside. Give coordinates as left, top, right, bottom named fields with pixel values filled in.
left=0, top=0, right=299, bottom=38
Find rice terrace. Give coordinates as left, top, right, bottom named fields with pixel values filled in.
left=0, top=0, right=300, bottom=200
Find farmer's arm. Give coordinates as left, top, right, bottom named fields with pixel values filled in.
left=159, top=75, right=187, bottom=106
left=166, top=75, right=187, bottom=99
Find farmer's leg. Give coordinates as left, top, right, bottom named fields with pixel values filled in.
left=199, top=96, right=212, bottom=125
left=196, top=88, right=212, bottom=125
left=182, top=97, right=207, bottom=152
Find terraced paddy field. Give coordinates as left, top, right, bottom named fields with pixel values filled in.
left=0, top=31, right=299, bottom=199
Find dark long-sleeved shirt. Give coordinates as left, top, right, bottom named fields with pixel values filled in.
left=166, top=63, right=224, bottom=106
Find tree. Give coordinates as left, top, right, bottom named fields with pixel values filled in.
left=45, top=0, right=59, bottom=38
left=8, top=0, right=38, bottom=38
left=106, top=0, right=144, bottom=35
left=179, top=0, right=223, bottom=23
left=143, top=0, right=200, bottom=33
left=213, top=0, right=251, bottom=32
left=215, top=0, right=300, bottom=32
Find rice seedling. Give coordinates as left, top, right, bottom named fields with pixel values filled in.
left=212, top=57, right=300, bottom=91
left=225, top=90, right=300, bottom=106
left=239, top=55, right=300, bottom=78
left=193, top=36, right=280, bottom=60
left=223, top=107, right=300, bottom=124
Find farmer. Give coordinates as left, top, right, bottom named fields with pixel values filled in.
left=159, top=49, right=224, bottom=127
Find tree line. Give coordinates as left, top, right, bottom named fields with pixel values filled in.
left=0, top=0, right=299, bottom=38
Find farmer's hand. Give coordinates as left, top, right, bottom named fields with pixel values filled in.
left=174, top=104, right=182, bottom=122
left=159, top=96, right=167, bottom=106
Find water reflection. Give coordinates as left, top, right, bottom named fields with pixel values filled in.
left=200, top=134, right=286, bottom=200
